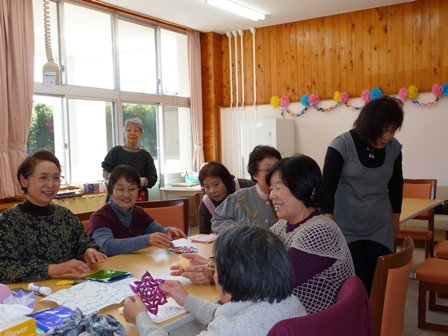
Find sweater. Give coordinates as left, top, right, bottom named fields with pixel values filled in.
left=88, top=203, right=170, bottom=256
left=102, top=145, right=158, bottom=188
left=135, top=294, right=306, bottom=336
left=198, top=178, right=254, bottom=234
left=270, top=213, right=355, bottom=314
left=211, top=185, right=277, bottom=234
left=0, top=204, right=100, bottom=284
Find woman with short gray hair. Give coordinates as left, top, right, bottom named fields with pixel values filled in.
left=102, top=118, right=157, bottom=201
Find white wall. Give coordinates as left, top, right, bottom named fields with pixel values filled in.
left=220, top=93, right=448, bottom=187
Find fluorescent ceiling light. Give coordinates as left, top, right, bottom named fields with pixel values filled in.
left=203, top=0, right=265, bottom=21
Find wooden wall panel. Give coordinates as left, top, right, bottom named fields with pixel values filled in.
left=202, top=0, right=448, bottom=159
left=217, top=0, right=445, bottom=105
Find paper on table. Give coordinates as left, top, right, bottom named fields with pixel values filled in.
left=190, top=234, right=216, bottom=244
left=43, top=278, right=135, bottom=315
left=118, top=297, right=186, bottom=324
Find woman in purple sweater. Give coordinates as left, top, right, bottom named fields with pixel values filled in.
left=88, top=165, right=186, bottom=256
left=268, top=154, right=355, bottom=315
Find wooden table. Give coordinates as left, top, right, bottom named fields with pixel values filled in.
left=7, top=236, right=217, bottom=335
left=400, top=198, right=443, bottom=224
left=160, top=186, right=203, bottom=200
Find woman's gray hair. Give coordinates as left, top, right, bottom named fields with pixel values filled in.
left=124, top=118, right=144, bottom=133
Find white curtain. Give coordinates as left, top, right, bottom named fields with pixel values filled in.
left=0, top=0, right=34, bottom=199
left=187, top=30, right=205, bottom=172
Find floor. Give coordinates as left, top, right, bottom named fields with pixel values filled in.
left=172, top=226, right=448, bottom=335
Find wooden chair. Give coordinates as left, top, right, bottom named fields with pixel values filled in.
left=76, top=210, right=95, bottom=233
left=267, top=276, right=375, bottom=336
left=370, top=235, right=414, bottom=336
left=137, top=198, right=190, bottom=236
left=194, top=192, right=204, bottom=212
left=415, top=257, right=448, bottom=332
left=396, top=178, right=437, bottom=259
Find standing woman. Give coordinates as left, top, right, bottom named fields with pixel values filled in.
left=198, top=161, right=254, bottom=234
left=321, top=95, right=404, bottom=294
left=102, top=118, right=157, bottom=201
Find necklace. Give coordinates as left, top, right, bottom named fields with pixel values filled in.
left=367, top=147, right=375, bottom=159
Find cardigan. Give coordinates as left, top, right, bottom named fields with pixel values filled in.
left=211, top=185, right=277, bottom=234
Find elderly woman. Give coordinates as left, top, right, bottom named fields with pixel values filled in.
left=197, top=161, right=254, bottom=234
left=123, top=225, right=307, bottom=335
left=267, top=155, right=355, bottom=315
left=0, top=150, right=107, bottom=284
left=102, top=118, right=157, bottom=201
left=211, top=145, right=281, bottom=234
left=88, top=165, right=186, bottom=256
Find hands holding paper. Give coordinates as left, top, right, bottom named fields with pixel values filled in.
left=149, top=228, right=187, bottom=248
left=170, top=253, right=215, bottom=284
left=123, top=280, right=189, bottom=325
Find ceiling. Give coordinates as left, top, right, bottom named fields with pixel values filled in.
left=100, top=0, right=416, bottom=34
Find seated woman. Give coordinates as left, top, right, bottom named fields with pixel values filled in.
left=123, top=225, right=307, bottom=335
left=0, top=150, right=107, bottom=284
left=198, top=161, right=254, bottom=234
left=211, top=145, right=281, bottom=234
left=88, top=165, right=186, bottom=256
left=267, top=155, right=355, bottom=314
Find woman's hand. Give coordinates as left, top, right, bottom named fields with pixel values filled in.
left=149, top=232, right=172, bottom=248
left=159, top=280, right=189, bottom=306
left=84, top=248, right=108, bottom=265
left=170, top=253, right=215, bottom=284
left=48, top=259, right=90, bottom=276
left=123, top=294, right=148, bottom=325
left=168, top=227, right=187, bottom=239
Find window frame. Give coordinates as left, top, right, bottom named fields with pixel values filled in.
left=32, top=0, right=192, bottom=186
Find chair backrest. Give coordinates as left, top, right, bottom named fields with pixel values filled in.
left=194, top=192, right=204, bottom=212
left=267, top=276, right=375, bottom=336
left=76, top=211, right=96, bottom=233
left=137, top=198, right=189, bottom=235
left=369, top=235, right=414, bottom=336
left=403, top=178, right=437, bottom=219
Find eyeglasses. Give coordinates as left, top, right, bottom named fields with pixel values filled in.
left=113, top=187, right=139, bottom=195
left=125, top=129, right=141, bottom=134
left=30, top=175, right=64, bottom=184
left=205, top=260, right=216, bottom=274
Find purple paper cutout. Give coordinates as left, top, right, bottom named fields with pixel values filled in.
left=129, top=271, right=167, bottom=315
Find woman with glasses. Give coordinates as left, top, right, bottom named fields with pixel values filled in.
left=211, top=145, right=281, bottom=234
left=102, top=118, right=158, bottom=201
left=268, top=154, right=355, bottom=315
left=197, top=161, right=254, bottom=234
left=123, top=225, right=307, bottom=335
left=88, top=165, right=186, bottom=256
left=0, top=150, right=107, bottom=284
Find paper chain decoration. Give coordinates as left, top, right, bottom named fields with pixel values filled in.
left=129, top=271, right=167, bottom=315
left=271, top=83, right=448, bottom=117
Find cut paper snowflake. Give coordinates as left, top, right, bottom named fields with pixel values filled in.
left=129, top=271, right=167, bottom=315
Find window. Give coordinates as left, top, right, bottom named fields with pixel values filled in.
left=118, top=20, right=157, bottom=94
left=161, top=29, right=189, bottom=97
left=31, top=0, right=192, bottom=186
left=64, top=3, right=114, bottom=89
